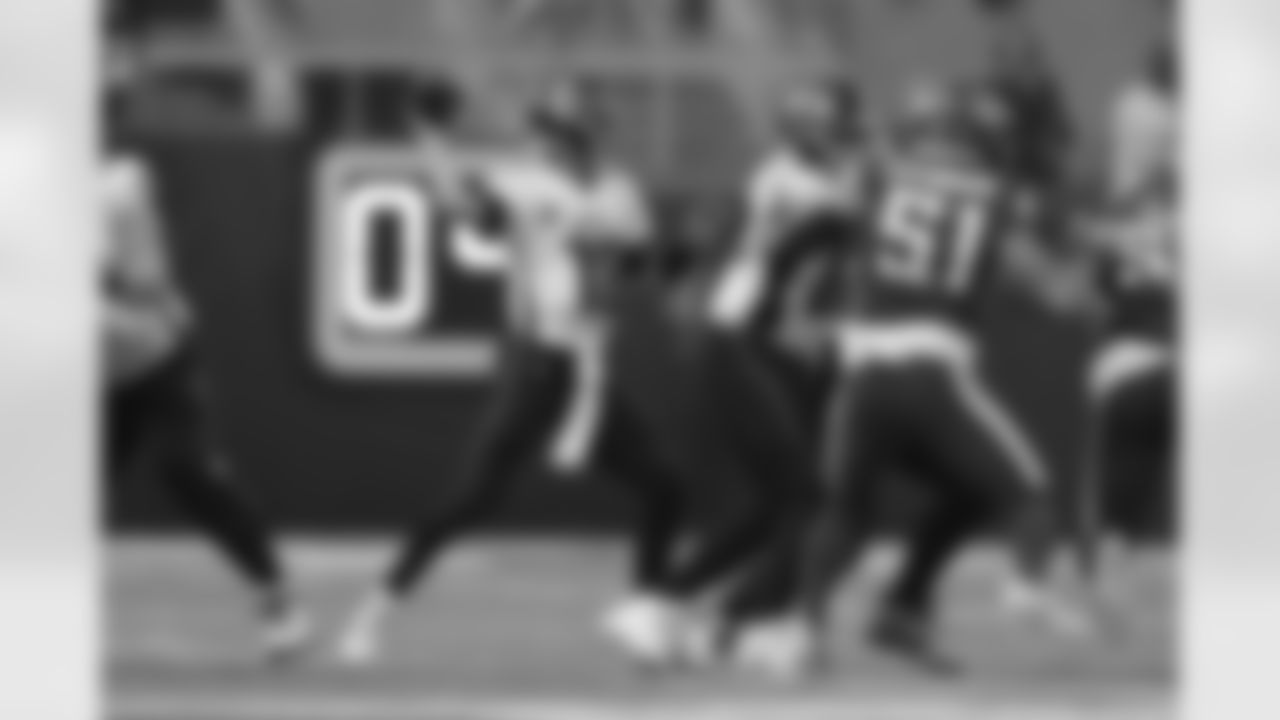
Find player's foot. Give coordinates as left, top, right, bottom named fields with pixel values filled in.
left=674, top=611, right=728, bottom=668
left=599, top=594, right=688, bottom=670
left=262, top=605, right=314, bottom=664
left=999, top=579, right=1096, bottom=640
left=867, top=607, right=960, bottom=677
left=334, top=592, right=395, bottom=667
left=731, top=615, right=823, bottom=683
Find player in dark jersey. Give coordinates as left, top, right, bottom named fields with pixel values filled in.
left=103, top=44, right=305, bottom=661
left=1076, top=162, right=1178, bottom=587
left=724, top=78, right=1094, bottom=679
left=648, top=83, right=868, bottom=667
left=594, top=84, right=869, bottom=667
left=1058, top=38, right=1179, bottom=606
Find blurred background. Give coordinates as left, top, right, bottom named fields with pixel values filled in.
left=103, top=0, right=1169, bottom=533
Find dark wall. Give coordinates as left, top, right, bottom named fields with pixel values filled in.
left=110, top=132, right=1099, bottom=533
left=110, top=134, right=634, bottom=531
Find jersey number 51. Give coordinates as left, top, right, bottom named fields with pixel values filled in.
left=875, top=184, right=992, bottom=296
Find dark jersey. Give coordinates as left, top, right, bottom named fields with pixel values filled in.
left=749, top=209, right=858, bottom=335
left=854, top=157, right=1020, bottom=327
left=1096, top=198, right=1176, bottom=340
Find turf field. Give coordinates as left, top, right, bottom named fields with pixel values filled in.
left=108, top=538, right=1175, bottom=720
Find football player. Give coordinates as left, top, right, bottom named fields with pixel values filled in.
left=980, top=17, right=1073, bottom=195
left=593, top=81, right=877, bottom=665
left=335, top=82, right=665, bottom=664
left=103, top=44, right=307, bottom=661
left=643, top=80, right=872, bottom=668
left=1076, top=40, right=1178, bottom=584
left=727, top=77, right=1094, bottom=678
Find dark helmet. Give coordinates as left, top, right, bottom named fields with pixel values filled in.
left=775, top=79, right=860, bottom=148
left=527, top=81, right=603, bottom=145
left=893, top=76, right=1008, bottom=164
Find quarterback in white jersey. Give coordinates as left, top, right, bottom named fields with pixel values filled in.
left=478, top=88, right=651, bottom=469
left=337, top=83, right=655, bottom=665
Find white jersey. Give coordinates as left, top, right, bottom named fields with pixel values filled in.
left=482, top=153, right=650, bottom=345
left=708, top=148, right=865, bottom=328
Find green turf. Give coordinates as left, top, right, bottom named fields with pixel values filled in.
left=108, top=538, right=1175, bottom=720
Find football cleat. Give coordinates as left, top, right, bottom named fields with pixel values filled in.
left=599, top=594, right=688, bottom=670
left=262, top=606, right=315, bottom=665
left=868, top=607, right=961, bottom=677
left=731, top=615, right=824, bottom=683
left=333, top=592, right=395, bottom=667
left=999, top=578, right=1097, bottom=640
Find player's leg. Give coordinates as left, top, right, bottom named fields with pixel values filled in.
left=337, top=340, right=571, bottom=663
left=869, top=484, right=989, bottom=675
left=660, top=330, right=821, bottom=606
left=723, top=364, right=885, bottom=678
left=1116, top=363, right=1177, bottom=542
left=122, top=349, right=304, bottom=659
left=1090, top=353, right=1176, bottom=556
left=592, top=393, right=697, bottom=664
left=879, top=359, right=1076, bottom=653
left=594, top=328, right=823, bottom=674
left=1076, top=341, right=1176, bottom=585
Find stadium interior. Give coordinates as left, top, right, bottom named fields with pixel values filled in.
left=107, top=3, right=1175, bottom=718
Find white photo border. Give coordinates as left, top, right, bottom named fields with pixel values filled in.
left=0, top=0, right=1278, bottom=717
left=0, top=0, right=97, bottom=717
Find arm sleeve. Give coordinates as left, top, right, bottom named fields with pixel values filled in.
left=737, top=163, right=795, bottom=256
left=704, top=166, right=787, bottom=326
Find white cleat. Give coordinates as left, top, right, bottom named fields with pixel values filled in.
left=333, top=594, right=393, bottom=667
left=732, top=616, right=821, bottom=683
left=262, top=608, right=314, bottom=665
left=599, top=595, right=686, bottom=669
left=1000, top=581, right=1097, bottom=640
